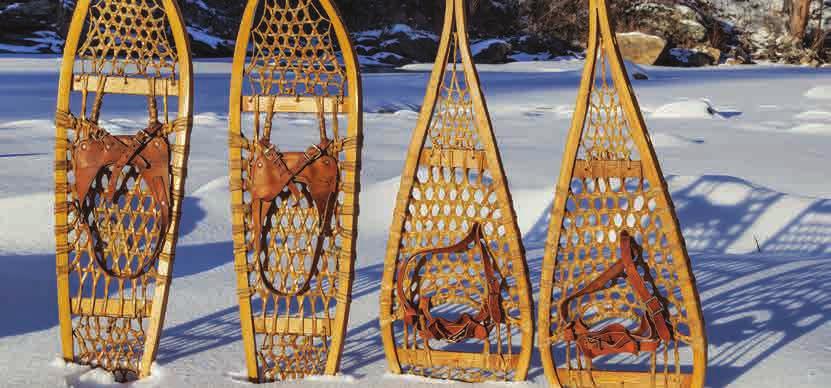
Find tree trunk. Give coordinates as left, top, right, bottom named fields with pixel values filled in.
left=789, top=0, right=813, bottom=39
left=783, top=0, right=793, bottom=14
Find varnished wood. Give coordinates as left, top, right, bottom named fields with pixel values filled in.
left=229, top=0, right=362, bottom=382
left=70, top=298, right=153, bottom=317
left=241, top=95, right=352, bottom=114
left=54, top=0, right=194, bottom=380
left=71, top=76, right=180, bottom=96
left=379, top=0, right=533, bottom=382
left=229, top=1, right=260, bottom=382
left=418, top=149, right=489, bottom=169
left=537, top=1, right=707, bottom=387
left=253, top=317, right=334, bottom=335
left=396, top=348, right=521, bottom=370
left=555, top=369, right=692, bottom=387
left=572, top=160, right=643, bottom=178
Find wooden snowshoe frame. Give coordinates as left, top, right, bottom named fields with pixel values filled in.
left=55, top=0, right=193, bottom=380
left=229, top=0, right=362, bottom=382
left=379, top=0, right=534, bottom=382
left=537, top=1, right=707, bottom=387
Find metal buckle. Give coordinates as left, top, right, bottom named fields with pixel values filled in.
left=644, top=296, right=664, bottom=317
left=304, top=144, right=323, bottom=161
left=263, top=143, right=280, bottom=160
left=136, top=128, right=152, bottom=144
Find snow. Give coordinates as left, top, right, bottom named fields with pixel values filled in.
left=355, top=25, right=438, bottom=43
left=650, top=99, right=744, bottom=119
left=0, top=3, right=22, bottom=14
left=791, top=123, right=831, bottom=135
left=651, top=99, right=719, bottom=119
left=804, top=85, right=831, bottom=100
left=669, top=47, right=704, bottom=64
left=508, top=52, right=553, bottom=62
left=385, top=24, right=438, bottom=40
left=0, top=31, right=65, bottom=54
left=0, top=44, right=44, bottom=54
left=1, top=57, right=831, bottom=387
left=186, top=0, right=211, bottom=12
left=470, top=39, right=509, bottom=56
left=794, top=110, right=831, bottom=121
left=186, top=26, right=232, bottom=49
left=358, top=52, right=406, bottom=68
left=617, top=31, right=658, bottom=39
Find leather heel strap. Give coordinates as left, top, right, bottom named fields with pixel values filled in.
left=396, top=223, right=504, bottom=342
left=559, top=230, right=674, bottom=356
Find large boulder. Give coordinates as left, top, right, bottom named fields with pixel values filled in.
left=616, top=32, right=669, bottom=65
left=380, top=25, right=439, bottom=63
left=620, top=3, right=710, bottom=46
left=665, top=48, right=717, bottom=67
left=369, top=52, right=412, bottom=67
left=509, top=34, right=575, bottom=58
left=0, top=1, right=57, bottom=34
left=340, top=0, right=521, bottom=37
left=471, top=39, right=513, bottom=64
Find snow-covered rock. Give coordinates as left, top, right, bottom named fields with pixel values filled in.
left=472, top=39, right=513, bottom=64
left=668, top=47, right=718, bottom=67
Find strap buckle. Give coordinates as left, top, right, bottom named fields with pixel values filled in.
left=644, top=295, right=664, bottom=317
left=136, top=128, right=153, bottom=144
left=263, top=142, right=280, bottom=160
left=304, top=144, right=323, bottom=161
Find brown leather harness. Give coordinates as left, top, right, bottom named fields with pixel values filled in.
left=248, top=97, right=339, bottom=296
left=57, top=77, right=172, bottom=280
left=559, top=231, right=673, bottom=358
left=396, top=223, right=504, bottom=343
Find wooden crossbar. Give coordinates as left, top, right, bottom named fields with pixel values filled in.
left=419, top=149, right=489, bottom=169
left=396, top=348, right=520, bottom=370
left=253, top=317, right=334, bottom=336
left=556, top=369, right=692, bottom=387
left=572, top=160, right=643, bottom=178
left=242, top=95, right=352, bottom=114
left=70, top=297, right=153, bottom=317
left=71, top=75, right=180, bottom=96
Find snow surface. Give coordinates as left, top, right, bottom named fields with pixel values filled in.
left=187, top=27, right=232, bottom=49
left=0, top=57, right=830, bottom=387
left=805, top=85, right=831, bottom=100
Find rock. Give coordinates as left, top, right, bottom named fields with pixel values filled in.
left=346, top=0, right=521, bottom=38
left=616, top=32, right=668, bottom=65
left=724, top=57, right=743, bottom=66
left=380, top=25, right=438, bottom=63
left=509, top=34, right=575, bottom=59
left=511, top=35, right=548, bottom=54
left=802, top=57, right=821, bottom=67
left=355, top=35, right=381, bottom=48
left=697, top=46, right=722, bottom=64
left=372, top=52, right=411, bottom=67
left=177, top=0, right=244, bottom=56
left=620, top=3, right=710, bottom=45
left=625, top=61, right=650, bottom=80
left=471, top=39, right=512, bottom=64
left=666, top=48, right=716, bottom=67
left=0, top=1, right=57, bottom=33
left=724, top=46, right=753, bottom=65
left=355, top=44, right=379, bottom=56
